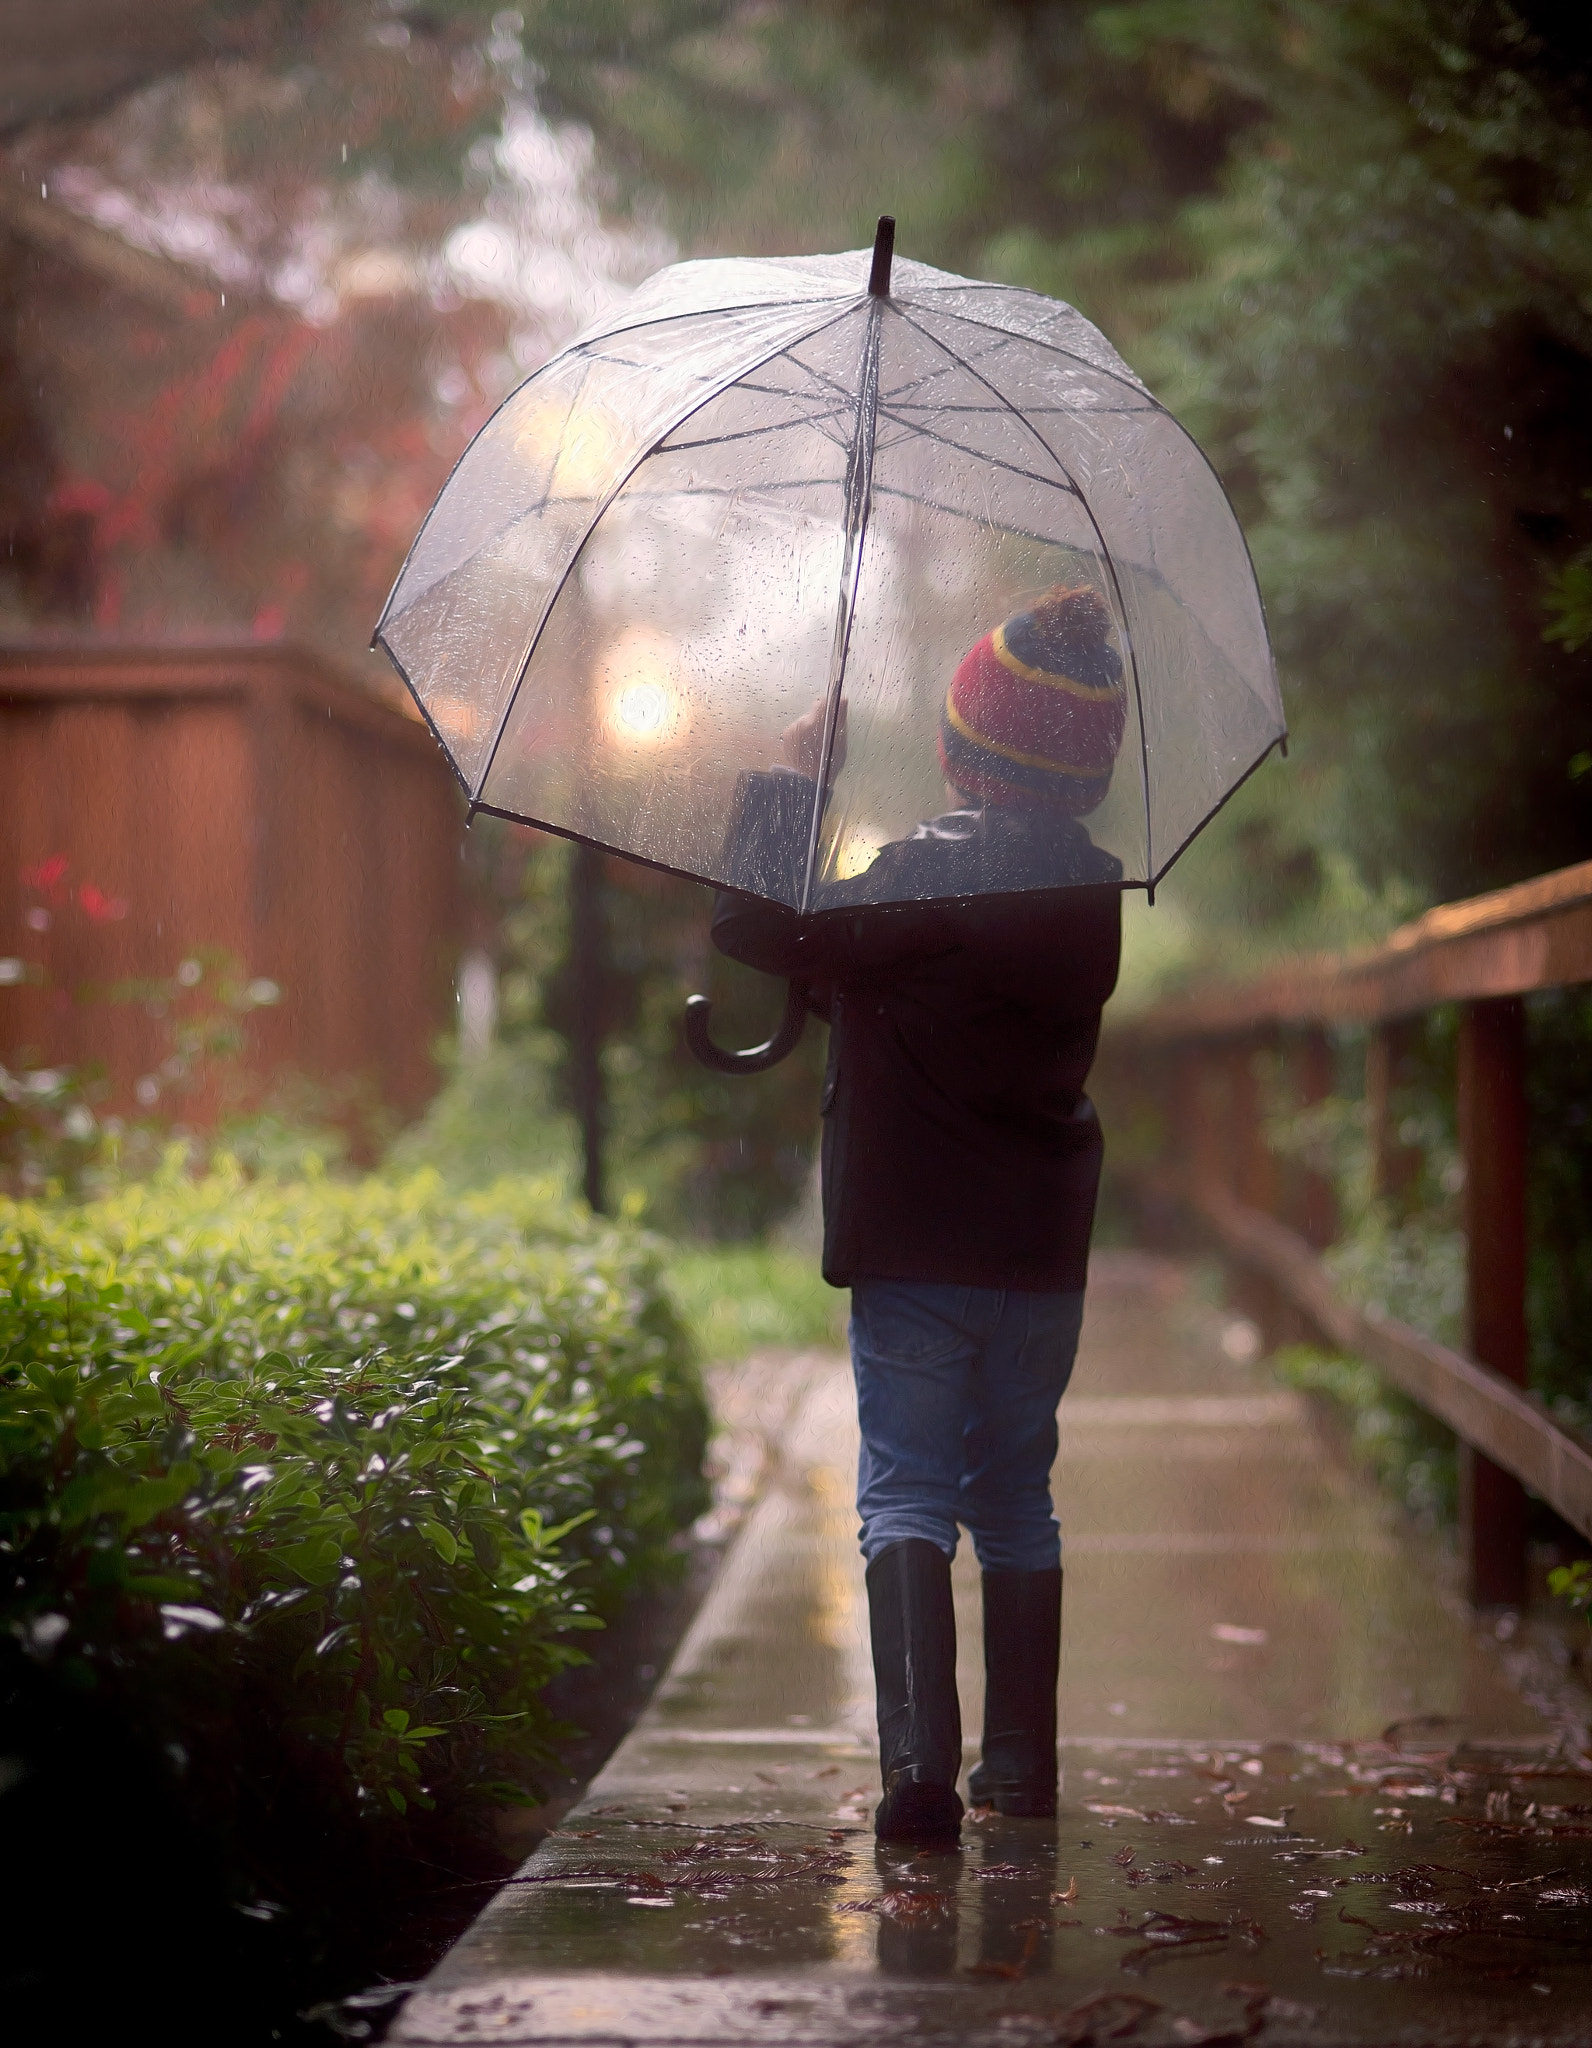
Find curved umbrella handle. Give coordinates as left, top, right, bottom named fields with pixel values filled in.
left=685, top=979, right=808, bottom=1075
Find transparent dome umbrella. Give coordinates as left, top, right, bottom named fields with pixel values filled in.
left=374, top=219, right=1283, bottom=1070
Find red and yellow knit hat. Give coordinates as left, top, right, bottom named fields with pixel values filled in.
left=939, top=583, right=1127, bottom=814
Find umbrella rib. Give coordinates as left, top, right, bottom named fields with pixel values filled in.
left=662, top=403, right=856, bottom=457
left=606, top=474, right=1095, bottom=556
left=426, top=334, right=858, bottom=614
left=868, top=482, right=1086, bottom=553
left=726, top=354, right=890, bottom=450
left=367, top=636, right=476, bottom=802
left=889, top=399, right=1151, bottom=422
left=371, top=291, right=1149, bottom=647
left=1148, top=732, right=1287, bottom=893
left=895, top=295, right=1162, bottom=411
left=569, top=287, right=862, bottom=353
left=571, top=328, right=863, bottom=429
left=759, top=339, right=885, bottom=406
left=617, top=476, right=848, bottom=501
left=799, top=301, right=884, bottom=915
left=752, top=338, right=1017, bottom=439
left=727, top=378, right=855, bottom=413
left=375, top=342, right=799, bottom=631
left=554, top=270, right=1150, bottom=373
left=870, top=404, right=1081, bottom=495
left=876, top=342, right=1099, bottom=416
left=893, top=306, right=1155, bottom=887
left=681, top=393, right=1068, bottom=483
left=466, top=301, right=862, bottom=812
left=508, top=385, right=851, bottom=524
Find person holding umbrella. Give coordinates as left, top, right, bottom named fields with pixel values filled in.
left=710, top=582, right=1126, bottom=1847
left=375, top=220, right=1281, bottom=1852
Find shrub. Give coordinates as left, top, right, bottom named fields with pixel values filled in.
left=1, top=926, right=286, bottom=1199
left=664, top=1245, right=845, bottom=1361
left=1271, top=1343, right=1457, bottom=1529
left=0, top=1165, right=708, bottom=1850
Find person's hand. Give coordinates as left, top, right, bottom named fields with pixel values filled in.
left=779, top=697, right=847, bottom=779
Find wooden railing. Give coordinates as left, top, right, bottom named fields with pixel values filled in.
left=1098, top=858, right=1592, bottom=1606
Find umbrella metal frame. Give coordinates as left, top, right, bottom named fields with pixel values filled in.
left=375, top=218, right=1284, bottom=1073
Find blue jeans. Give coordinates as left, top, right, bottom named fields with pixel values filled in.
left=849, top=1280, right=1085, bottom=1573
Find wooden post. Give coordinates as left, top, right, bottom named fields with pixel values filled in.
left=1184, top=1044, right=1209, bottom=1189
left=1221, top=1040, right=1245, bottom=1196
left=1296, top=1027, right=1337, bottom=1249
left=569, top=841, right=608, bottom=1216
left=1456, top=997, right=1529, bottom=1608
left=1177, top=1043, right=1222, bottom=1194
left=1231, top=1035, right=1278, bottom=1214
left=1227, top=1032, right=1287, bottom=1340
left=1366, top=1018, right=1421, bottom=1209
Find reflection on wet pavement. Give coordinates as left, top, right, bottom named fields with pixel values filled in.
left=395, top=1255, right=1592, bottom=2047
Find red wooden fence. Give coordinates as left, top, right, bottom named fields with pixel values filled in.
left=1, top=644, right=465, bottom=1125
left=1100, top=859, right=1592, bottom=1608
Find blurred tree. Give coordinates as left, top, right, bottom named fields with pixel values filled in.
left=0, top=0, right=309, bottom=135
left=0, top=5, right=666, bottom=661
left=1123, top=0, right=1592, bottom=906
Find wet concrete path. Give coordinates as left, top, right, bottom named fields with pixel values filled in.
left=395, top=1255, right=1592, bottom=2047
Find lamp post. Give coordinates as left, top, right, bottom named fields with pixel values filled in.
left=569, top=840, right=607, bottom=1215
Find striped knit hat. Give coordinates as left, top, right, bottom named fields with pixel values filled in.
left=939, top=583, right=1126, bottom=814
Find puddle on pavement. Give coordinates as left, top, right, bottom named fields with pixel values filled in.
left=400, top=1262, right=1592, bottom=2045
left=420, top=1739, right=1592, bottom=2040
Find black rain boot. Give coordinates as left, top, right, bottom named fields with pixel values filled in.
left=866, top=1539, right=964, bottom=1847
left=967, top=1566, right=1061, bottom=1817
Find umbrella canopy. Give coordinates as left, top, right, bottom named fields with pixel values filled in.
left=375, top=220, right=1282, bottom=914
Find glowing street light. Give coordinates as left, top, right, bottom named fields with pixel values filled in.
left=598, top=628, right=687, bottom=749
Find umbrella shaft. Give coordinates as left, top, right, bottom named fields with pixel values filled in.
left=800, top=295, right=885, bottom=915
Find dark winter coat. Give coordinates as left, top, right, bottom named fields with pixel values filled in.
left=710, top=772, right=1123, bottom=1293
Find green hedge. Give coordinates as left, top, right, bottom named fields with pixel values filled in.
left=663, top=1245, right=845, bottom=1361
left=0, top=1165, right=708, bottom=1843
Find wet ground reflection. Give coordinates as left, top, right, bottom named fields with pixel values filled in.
left=405, top=1738, right=1592, bottom=2041
left=396, top=1264, right=1592, bottom=2045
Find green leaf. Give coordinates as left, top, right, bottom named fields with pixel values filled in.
left=1548, top=1559, right=1592, bottom=1610
left=123, top=1476, right=191, bottom=1528
left=125, top=1573, right=208, bottom=1602
left=520, top=1506, right=595, bottom=1550
left=418, top=1521, right=458, bottom=1564
left=280, top=1534, right=344, bottom=1585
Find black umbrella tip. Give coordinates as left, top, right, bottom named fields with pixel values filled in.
left=868, top=215, right=896, bottom=297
